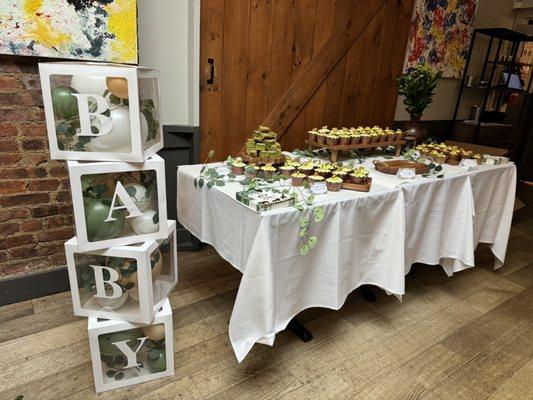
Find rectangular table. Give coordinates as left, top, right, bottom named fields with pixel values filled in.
left=177, top=156, right=516, bottom=362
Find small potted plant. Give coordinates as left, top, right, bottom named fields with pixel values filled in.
left=326, top=176, right=343, bottom=192
left=291, top=172, right=306, bottom=187
left=308, top=175, right=325, bottom=186
left=231, top=160, right=246, bottom=175
left=279, top=164, right=295, bottom=178
left=397, top=64, right=442, bottom=140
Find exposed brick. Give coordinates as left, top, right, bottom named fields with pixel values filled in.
left=36, top=227, right=73, bottom=242
left=2, top=222, right=20, bottom=236
left=0, top=180, right=27, bottom=194
left=0, top=61, right=36, bottom=74
left=28, top=179, right=59, bottom=191
left=7, top=244, right=61, bottom=259
left=48, top=253, right=66, bottom=265
left=0, top=108, right=36, bottom=122
left=28, top=167, right=48, bottom=177
left=22, top=138, right=46, bottom=150
left=2, top=261, right=31, bottom=276
left=55, top=190, right=72, bottom=203
left=0, top=138, right=19, bottom=152
left=30, top=205, right=60, bottom=218
left=21, top=219, right=42, bottom=232
left=0, top=76, right=21, bottom=90
left=0, top=235, right=34, bottom=250
left=2, top=154, right=22, bottom=164
left=20, top=91, right=44, bottom=107
left=0, top=168, right=28, bottom=179
left=0, top=123, right=18, bottom=136
left=0, top=192, right=49, bottom=207
left=23, top=154, right=48, bottom=166
left=49, top=164, right=67, bottom=177
left=21, top=124, right=47, bottom=137
left=21, top=74, right=41, bottom=90
left=0, top=208, right=28, bottom=222
left=0, top=93, right=22, bottom=106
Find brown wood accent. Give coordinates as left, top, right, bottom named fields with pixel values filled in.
left=0, top=220, right=532, bottom=399
left=373, top=159, right=430, bottom=175
left=200, top=0, right=416, bottom=160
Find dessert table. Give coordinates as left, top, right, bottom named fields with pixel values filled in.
left=176, top=155, right=516, bottom=362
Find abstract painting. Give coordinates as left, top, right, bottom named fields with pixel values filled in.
left=0, top=0, right=137, bottom=64
left=404, top=0, right=478, bottom=78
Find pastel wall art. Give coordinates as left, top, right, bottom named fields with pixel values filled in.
left=0, top=0, right=137, bottom=63
left=404, top=0, right=479, bottom=78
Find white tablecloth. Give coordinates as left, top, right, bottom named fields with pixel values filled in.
left=177, top=159, right=516, bottom=362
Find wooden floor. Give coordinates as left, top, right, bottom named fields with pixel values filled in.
left=0, top=221, right=532, bottom=399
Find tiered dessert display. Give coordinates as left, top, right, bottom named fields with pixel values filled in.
left=241, top=126, right=284, bottom=164
left=306, top=126, right=406, bottom=162
left=39, top=62, right=176, bottom=393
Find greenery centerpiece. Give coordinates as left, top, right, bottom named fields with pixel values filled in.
left=397, top=64, right=442, bottom=140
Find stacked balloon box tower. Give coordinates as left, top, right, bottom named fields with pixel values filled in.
left=39, top=63, right=177, bottom=393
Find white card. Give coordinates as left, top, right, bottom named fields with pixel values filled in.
left=459, top=159, right=478, bottom=169
left=396, top=168, right=416, bottom=179
left=311, top=182, right=328, bottom=195
left=216, top=165, right=230, bottom=176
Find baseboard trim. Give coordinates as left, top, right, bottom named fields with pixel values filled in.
left=0, top=266, right=70, bottom=307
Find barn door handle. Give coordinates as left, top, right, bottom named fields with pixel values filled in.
left=207, top=58, right=215, bottom=84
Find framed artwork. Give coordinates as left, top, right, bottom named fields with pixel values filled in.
left=0, top=0, right=137, bottom=64
left=404, top=0, right=478, bottom=78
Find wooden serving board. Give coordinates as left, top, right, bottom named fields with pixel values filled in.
left=373, top=160, right=428, bottom=175
left=341, top=178, right=372, bottom=192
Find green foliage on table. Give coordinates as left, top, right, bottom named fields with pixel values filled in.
left=397, top=64, right=442, bottom=119
left=421, top=162, right=444, bottom=178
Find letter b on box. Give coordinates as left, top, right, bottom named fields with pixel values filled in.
left=39, top=62, right=163, bottom=162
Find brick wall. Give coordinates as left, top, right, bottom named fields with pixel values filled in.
left=0, top=58, right=73, bottom=279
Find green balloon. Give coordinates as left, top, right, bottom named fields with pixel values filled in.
left=51, top=86, right=79, bottom=119
left=99, top=329, right=144, bottom=357
left=84, top=197, right=125, bottom=242
left=147, top=348, right=167, bottom=372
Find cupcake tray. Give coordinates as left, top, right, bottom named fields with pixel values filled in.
left=306, top=139, right=406, bottom=162
left=341, top=178, right=372, bottom=192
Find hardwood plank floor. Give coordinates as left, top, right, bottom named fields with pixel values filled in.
left=0, top=220, right=531, bottom=399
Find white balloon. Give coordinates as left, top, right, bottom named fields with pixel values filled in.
left=70, top=75, right=108, bottom=96
left=131, top=209, right=159, bottom=235
left=124, top=183, right=151, bottom=212
left=84, top=106, right=132, bottom=153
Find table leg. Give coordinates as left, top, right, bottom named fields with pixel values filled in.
left=331, top=150, right=338, bottom=162
left=360, top=285, right=377, bottom=302
left=395, top=145, right=402, bottom=157
left=287, top=318, right=313, bottom=342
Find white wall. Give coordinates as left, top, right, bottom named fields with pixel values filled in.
left=137, top=0, right=199, bottom=126
left=394, top=0, right=525, bottom=121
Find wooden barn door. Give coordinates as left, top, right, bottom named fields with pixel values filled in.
left=200, top=0, right=415, bottom=160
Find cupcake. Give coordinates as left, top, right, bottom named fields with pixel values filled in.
left=316, top=133, right=326, bottom=144
left=349, top=167, right=369, bottom=184
left=308, top=130, right=318, bottom=142
left=298, top=164, right=315, bottom=176
left=261, top=164, right=277, bottom=179
left=339, top=134, right=351, bottom=146
left=351, top=134, right=361, bottom=145
left=291, top=172, right=306, bottom=187
left=386, top=128, right=396, bottom=141
left=326, top=176, right=343, bottom=192
left=315, top=167, right=331, bottom=178
left=361, top=134, right=371, bottom=145
left=279, top=165, right=295, bottom=177
left=395, top=129, right=404, bottom=140
left=326, top=134, right=339, bottom=146
left=245, top=165, right=259, bottom=179
left=231, top=160, right=246, bottom=175
left=333, top=170, right=348, bottom=182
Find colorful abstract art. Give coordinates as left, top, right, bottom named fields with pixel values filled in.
left=404, top=0, right=478, bottom=78
left=0, top=0, right=137, bottom=63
